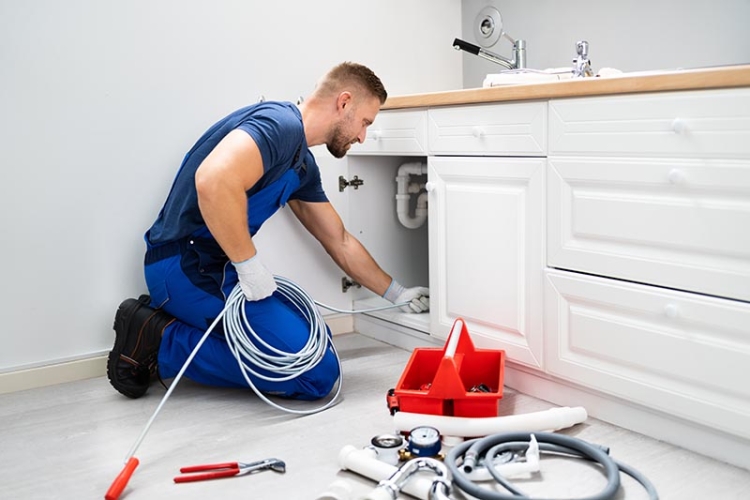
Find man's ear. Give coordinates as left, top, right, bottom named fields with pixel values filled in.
left=337, top=91, right=352, bottom=111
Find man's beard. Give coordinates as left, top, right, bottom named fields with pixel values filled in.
left=327, top=122, right=355, bottom=159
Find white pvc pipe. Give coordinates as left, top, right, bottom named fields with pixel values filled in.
left=393, top=406, right=588, bottom=438
left=314, top=479, right=355, bottom=500
left=338, top=446, right=434, bottom=500
left=396, top=194, right=425, bottom=229
left=396, top=162, right=428, bottom=229
left=398, top=162, right=428, bottom=177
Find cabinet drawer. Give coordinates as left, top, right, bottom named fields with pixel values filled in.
left=349, top=109, right=427, bottom=155
left=549, top=88, right=750, bottom=159
left=548, top=157, right=750, bottom=302
left=544, top=270, right=750, bottom=439
left=428, top=102, right=547, bottom=156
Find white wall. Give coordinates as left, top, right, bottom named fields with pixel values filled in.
left=461, top=0, right=750, bottom=88
left=0, top=1, right=463, bottom=373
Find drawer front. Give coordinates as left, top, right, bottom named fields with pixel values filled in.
left=549, top=88, right=750, bottom=159
left=545, top=270, right=750, bottom=439
left=428, top=101, right=547, bottom=156
left=548, top=157, right=750, bottom=302
left=349, top=109, right=427, bottom=155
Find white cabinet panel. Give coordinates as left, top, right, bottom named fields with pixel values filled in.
left=428, top=102, right=547, bottom=156
left=349, top=109, right=427, bottom=155
left=428, top=156, right=545, bottom=368
left=548, top=156, right=750, bottom=301
left=549, top=89, right=750, bottom=159
left=545, top=270, right=750, bottom=439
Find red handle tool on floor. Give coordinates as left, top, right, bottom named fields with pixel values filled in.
left=174, top=458, right=286, bottom=483
left=104, top=457, right=140, bottom=500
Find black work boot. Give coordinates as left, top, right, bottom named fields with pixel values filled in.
left=107, top=295, right=175, bottom=399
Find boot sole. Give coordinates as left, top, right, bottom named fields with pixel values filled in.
left=107, top=296, right=151, bottom=399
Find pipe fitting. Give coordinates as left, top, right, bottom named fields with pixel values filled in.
left=396, top=162, right=428, bottom=229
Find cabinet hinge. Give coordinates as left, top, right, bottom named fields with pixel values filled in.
left=341, top=276, right=362, bottom=293
left=339, top=175, right=364, bottom=192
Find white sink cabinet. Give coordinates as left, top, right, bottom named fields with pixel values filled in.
left=345, top=87, right=750, bottom=469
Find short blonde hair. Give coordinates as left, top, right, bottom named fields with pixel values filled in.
left=317, top=62, right=387, bottom=104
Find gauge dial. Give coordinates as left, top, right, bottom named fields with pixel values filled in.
left=407, top=426, right=442, bottom=457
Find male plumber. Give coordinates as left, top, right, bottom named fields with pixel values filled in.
left=107, top=62, right=429, bottom=401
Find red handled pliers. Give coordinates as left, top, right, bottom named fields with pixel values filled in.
left=174, top=457, right=286, bottom=483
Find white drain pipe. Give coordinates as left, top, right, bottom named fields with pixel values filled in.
left=396, top=162, right=428, bottom=229
left=393, top=406, right=588, bottom=438
left=338, top=446, right=436, bottom=500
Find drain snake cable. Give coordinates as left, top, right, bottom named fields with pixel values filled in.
left=224, top=275, right=407, bottom=415
left=106, top=277, right=410, bottom=499
left=124, top=276, right=408, bottom=462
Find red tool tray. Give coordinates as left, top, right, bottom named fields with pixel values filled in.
left=390, top=318, right=505, bottom=417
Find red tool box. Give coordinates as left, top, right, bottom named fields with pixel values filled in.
left=387, top=318, right=505, bottom=417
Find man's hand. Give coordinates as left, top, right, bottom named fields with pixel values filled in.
left=232, top=255, right=277, bottom=301
left=384, top=279, right=430, bottom=313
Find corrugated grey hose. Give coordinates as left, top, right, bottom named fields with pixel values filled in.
left=446, top=431, right=659, bottom=500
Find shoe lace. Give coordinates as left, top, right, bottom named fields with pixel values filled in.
left=142, top=352, right=169, bottom=391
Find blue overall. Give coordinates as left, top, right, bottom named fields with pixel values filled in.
left=143, top=168, right=340, bottom=400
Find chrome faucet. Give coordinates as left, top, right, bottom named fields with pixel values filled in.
left=572, top=40, right=594, bottom=77
left=453, top=36, right=526, bottom=71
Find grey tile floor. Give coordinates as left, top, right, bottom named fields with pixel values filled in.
left=1, top=333, right=749, bottom=499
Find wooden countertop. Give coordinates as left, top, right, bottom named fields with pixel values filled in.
left=382, top=64, right=750, bottom=109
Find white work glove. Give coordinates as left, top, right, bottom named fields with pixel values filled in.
left=232, top=255, right=277, bottom=301
left=383, top=279, right=430, bottom=313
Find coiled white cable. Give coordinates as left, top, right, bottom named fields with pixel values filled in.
left=223, top=276, right=408, bottom=415
left=123, top=276, right=409, bottom=462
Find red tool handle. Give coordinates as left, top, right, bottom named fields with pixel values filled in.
left=179, top=461, right=238, bottom=473
left=174, top=468, right=239, bottom=483
left=104, top=457, right=140, bottom=500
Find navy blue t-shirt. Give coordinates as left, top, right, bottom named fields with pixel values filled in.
left=147, top=101, right=328, bottom=245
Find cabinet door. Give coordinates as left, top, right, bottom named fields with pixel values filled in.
left=428, top=157, right=545, bottom=368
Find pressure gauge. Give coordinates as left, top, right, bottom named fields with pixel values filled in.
left=406, top=426, right=441, bottom=458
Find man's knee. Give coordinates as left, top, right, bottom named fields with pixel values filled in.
left=291, top=347, right=340, bottom=400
